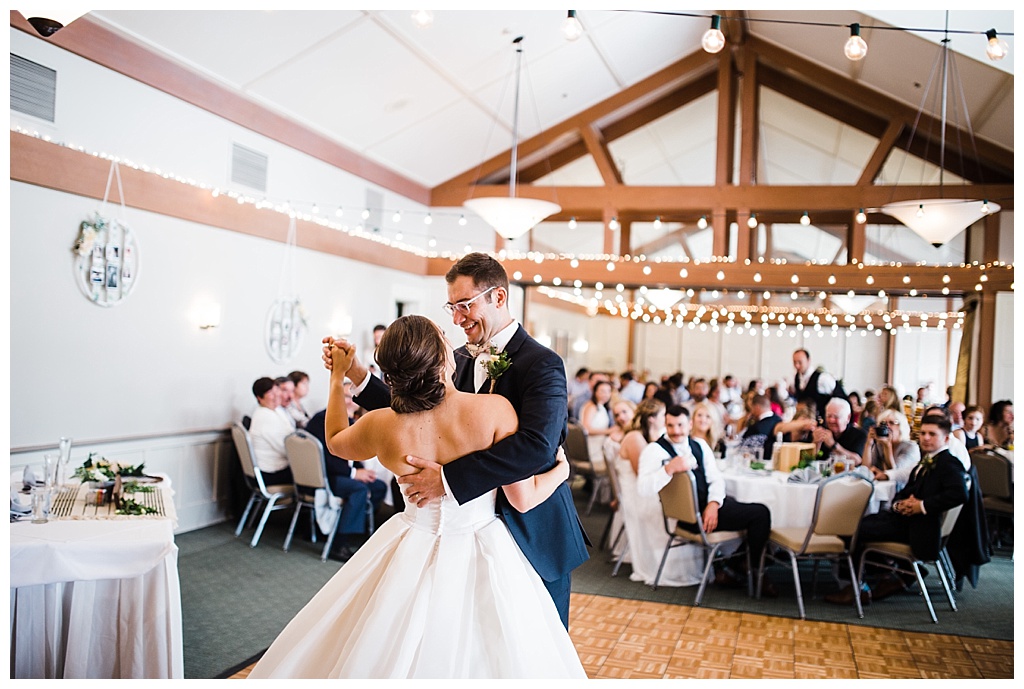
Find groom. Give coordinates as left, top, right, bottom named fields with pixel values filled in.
left=339, top=253, right=590, bottom=627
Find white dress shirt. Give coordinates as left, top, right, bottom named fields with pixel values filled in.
left=637, top=435, right=723, bottom=507
left=249, top=406, right=294, bottom=473
left=796, top=368, right=836, bottom=395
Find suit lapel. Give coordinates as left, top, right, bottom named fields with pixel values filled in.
left=454, top=346, right=476, bottom=393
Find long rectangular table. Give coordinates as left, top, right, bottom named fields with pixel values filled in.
left=9, top=476, right=183, bottom=679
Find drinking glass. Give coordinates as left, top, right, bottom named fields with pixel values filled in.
left=57, top=437, right=72, bottom=485
left=31, top=486, right=51, bottom=524
left=43, top=453, right=59, bottom=489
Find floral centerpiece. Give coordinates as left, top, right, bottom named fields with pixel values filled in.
left=72, top=453, right=146, bottom=483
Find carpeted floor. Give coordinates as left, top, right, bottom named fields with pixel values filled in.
left=176, top=492, right=1014, bottom=679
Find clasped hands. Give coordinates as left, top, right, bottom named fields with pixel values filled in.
left=892, top=496, right=923, bottom=516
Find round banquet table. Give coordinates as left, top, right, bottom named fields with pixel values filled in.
left=722, top=469, right=898, bottom=530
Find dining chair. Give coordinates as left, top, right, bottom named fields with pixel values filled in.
left=603, top=454, right=629, bottom=576
left=231, top=422, right=294, bottom=548
left=756, top=473, right=874, bottom=619
left=564, top=422, right=608, bottom=516
left=857, top=504, right=964, bottom=623
left=654, top=470, right=751, bottom=603
left=283, top=430, right=349, bottom=561
left=970, top=448, right=1013, bottom=551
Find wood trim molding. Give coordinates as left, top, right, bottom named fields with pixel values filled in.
left=11, top=131, right=428, bottom=275
left=10, top=12, right=431, bottom=205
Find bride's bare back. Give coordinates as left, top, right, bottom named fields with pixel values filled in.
left=331, top=385, right=516, bottom=477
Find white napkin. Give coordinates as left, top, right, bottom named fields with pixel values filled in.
left=787, top=467, right=823, bottom=484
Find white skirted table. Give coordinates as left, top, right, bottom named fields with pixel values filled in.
left=9, top=477, right=183, bottom=679
left=722, top=470, right=897, bottom=529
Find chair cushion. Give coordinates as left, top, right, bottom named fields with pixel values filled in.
left=863, top=541, right=914, bottom=559
left=770, top=528, right=846, bottom=554
left=672, top=526, right=744, bottom=545
left=983, top=496, right=1013, bottom=515
left=266, top=484, right=295, bottom=496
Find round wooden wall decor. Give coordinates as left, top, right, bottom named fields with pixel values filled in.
left=72, top=214, right=140, bottom=307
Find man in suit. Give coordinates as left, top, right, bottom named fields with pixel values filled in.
left=826, top=414, right=968, bottom=605
left=741, top=393, right=782, bottom=461
left=306, top=394, right=387, bottom=562
left=333, top=253, right=589, bottom=628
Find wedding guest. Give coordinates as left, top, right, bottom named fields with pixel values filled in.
left=985, top=400, right=1014, bottom=449
left=948, top=401, right=966, bottom=431
left=567, top=367, right=591, bottom=420
left=877, top=385, right=903, bottom=413
left=719, top=374, right=742, bottom=407
left=741, top=394, right=782, bottom=461
left=580, top=380, right=615, bottom=472
left=924, top=405, right=971, bottom=470
left=691, top=401, right=725, bottom=457
left=642, top=381, right=660, bottom=401
left=848, top=391, right=864, bottom=426
left=767, top=383, right=786, bottom=418
left=274, top=376, right=298, bottom=429
left=865, top=410, right=921, bottom=490
left=603, top=399, right=636, bottom=557
left=812, top=398, right=867, bottom=468
left=618, top=371, right=645, bottom=405
left=616, top=400, right=703, bottom=587
left=953, top=405, right=986, bottom=451
left=248, top=377, right=293, bottom=485
left=859, top=399, right=880, bottom=433
left=286, top=370, right=312, bottom=428
left=773, top=399, right=817, bottom=444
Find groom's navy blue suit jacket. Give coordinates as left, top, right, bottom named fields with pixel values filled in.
left=355, top=324, right=590, bottom=581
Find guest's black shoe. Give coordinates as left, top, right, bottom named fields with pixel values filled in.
left=327, top=545, right=356, bottom=563
left=871, top=575, right=907, bottom=601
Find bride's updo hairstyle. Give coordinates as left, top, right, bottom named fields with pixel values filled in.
left=375, top=315, right=447, bottom=414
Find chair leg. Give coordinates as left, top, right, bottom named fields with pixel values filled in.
left=585, top=476, right=603, bottom=516
left=652, top=535, right=674, bottom=590
left=694, top=546, right=718, bottom=606
left=320, top=507, right=342, bottom=562
left=911, top=562, right=938, bottom=623
left=235, top=493, right=258, bottom=537
left=745, top=545, right=754, bottom=598
left=308, top=506, right=318, bottom=544
left=756, top=542, right=770, bottom=599
left=934, top=555, right=958, bottom=612
left=788, top=550, right=806, bottom=620
left=283, top=502, right=303, bottom=551
left=611, top=531, right=629, bottom=577
left=251, top=496, right=280, bottom=548
left=846, top=554, right=865, bottom=619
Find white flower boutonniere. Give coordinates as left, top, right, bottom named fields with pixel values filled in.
left=481, top=345, right=512, bottom=393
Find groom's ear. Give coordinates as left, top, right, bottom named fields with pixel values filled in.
left=493, top=286, right=509, bottom=308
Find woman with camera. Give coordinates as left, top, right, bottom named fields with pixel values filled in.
left=863, top=409, right=920, bottom=491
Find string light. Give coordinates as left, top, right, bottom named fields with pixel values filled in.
left=561, top=10, right=584, bottom=41
left=985, top=29, right=1009, bottom=60
left=844, top=23, right=868, bottom=61
left=697, top=215, right=708, bottom=230
left=568, top=217, right=577, bottom=230
left=856, top=208, right=867, bottom=224
left=747, top=214, right=758, bottom=229
left=702, top=14, right=725, bottom=54
left=653, top=216, right=662, bottom=229
left=800, top=211, right=811, bottom=226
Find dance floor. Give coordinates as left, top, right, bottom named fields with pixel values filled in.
left=228, top=591, right=1013, bottom=679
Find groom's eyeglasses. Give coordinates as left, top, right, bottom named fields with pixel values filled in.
left=443, top=286, right=496, bottom=316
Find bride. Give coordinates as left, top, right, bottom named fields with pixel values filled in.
left=249, top=315, right=586, bottom=679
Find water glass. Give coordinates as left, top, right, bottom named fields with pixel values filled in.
left=43, top=453, right=59, bottom=489
left=31, top=486, right=51, bottom=524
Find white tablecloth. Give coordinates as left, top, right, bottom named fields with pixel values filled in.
left=9, top=479, right=183, bottom=679
left=723, top=470, right=897, bottom=530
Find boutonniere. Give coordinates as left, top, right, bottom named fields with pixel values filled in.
left=480, top=345, right=512, bottom=393
left=919, top=453, right=937, bottom=473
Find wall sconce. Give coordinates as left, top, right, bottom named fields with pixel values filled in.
left=572, top=337, right=589, bottom=354
left=195, top=302, right=221, bottom=330
left=328, top=312, right=353, bottom=338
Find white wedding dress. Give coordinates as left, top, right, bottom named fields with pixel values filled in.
left=249, top=490, right=586, bottom=679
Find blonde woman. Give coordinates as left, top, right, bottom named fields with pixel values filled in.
left=864, top=409, right=920, bottom=490
left=691, top=400, right=724, bottom=456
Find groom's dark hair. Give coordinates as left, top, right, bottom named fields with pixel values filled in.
left=445, top=252, right=509, bottom=292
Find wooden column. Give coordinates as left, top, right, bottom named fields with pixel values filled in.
left=736, top=211, right=752, bottom=262
left=712, top=206, right=729, bottom=258
left=602, top=208, right=617, bottom=255
left=885, top=297, right=898, bottom=385
left=983, top=213, right=1001, bottom=264
left=976, top=291, right=997, bottom=411
left=619, top=220, right=632, bottom=256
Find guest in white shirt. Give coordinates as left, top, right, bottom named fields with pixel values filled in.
left=637, top=405, right=776, bottom=595
left=618, top=371, right=646, bottom=405
left=286, top=370, right=312, bottom=428
left=249, top=377, right=294, bottom=485
left=274, top=377, right=298, bottom=429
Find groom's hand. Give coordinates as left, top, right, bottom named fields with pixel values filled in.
left=397, top=456, right=445, bottom=506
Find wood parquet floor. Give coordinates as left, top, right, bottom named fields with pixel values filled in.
left=228, top=592, right=1013, bottom=679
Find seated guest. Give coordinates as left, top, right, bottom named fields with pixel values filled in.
left=691, top=401, right=725, bottom=457
left=249, top=377, right=294, bottom=485
left=741, top=394, right=782, bottom=461
left=306, top=380, right=387, bottom=562
left=813, top=398, right=867, bottom=468
left=274, top=376, right=298, bottom=429
left=984, top=400, right=1014, bottom=449
left=877, top=385, right=903, bottom=413
left=638, top=405, right=776, bottom=596
left=826, top=415, right=968, bottom=605
left=865, top=410, right=920, bottom=491
left=847, top=391, right=864, bottom=426
left=683, top=377, right=709, bottom=411
left=618, top=371, right=645, bottom=405
left=948, top=401, right=966, bottom=432
left=580, top=380, right=616, bottom=472
left=858, top=399, right=880, bottom=433
left=642, top=381, right=660, bottom=402
left=924, top=405, right=971, bottom=470
left=286, top=370, right=312, bottom=428
left=774, top=399, right=817, bottom=443
left=953, top=405, right=986, bottom=451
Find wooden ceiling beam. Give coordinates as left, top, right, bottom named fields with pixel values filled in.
left=758, top=66, right=889, bottom=137
left=580, top=125, right=623, bottom=186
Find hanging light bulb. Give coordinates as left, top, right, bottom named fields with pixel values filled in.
left=697, top=215, right=708, bottom=229
left=865, top=275, right=874, bottom=285
left=335, top=207, right=344, bottom=218
left=608, top=217, right=620, bottom=231
left=428, top=236, right=437, bottom=248
left=828, top=274, right=837, bottom=285
left=392, top=210, right=402, bottom=223
left=458, top=214, right=467, bottom=226
left=844, top=23, right=868, bottom=61
left=702, top=15, right=726, bottom=54
left=985, top=29, right=1009, bottom=61
left=856, top=208, right=867, bottom=224
left=311, top=203, right=319, bottom=214
left=567, top=217, right=577, bottom=230
left=800, top=211, right=811, bottom=226
left=411, top=10, right=434, bottom=29
left=561, top=10, right=583, bottom=41
left=747, top=214, right=758, bottom=229
left=653, top=216, right=662, bottom=229
left=424, top=213, right=433, bottom=225
left=361, top=208, right=370, bottom=220
left=981, top=200, right=992, bottom=214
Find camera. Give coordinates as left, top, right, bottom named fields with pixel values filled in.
left=875, top=424, right=889, bottom=437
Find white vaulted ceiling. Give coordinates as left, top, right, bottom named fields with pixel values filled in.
left=85, top=9, right=1014, bottom=191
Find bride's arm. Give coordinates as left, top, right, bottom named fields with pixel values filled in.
left=324, top=341, right=377, bottom=461
left=502, top=447, right=570, bottom=513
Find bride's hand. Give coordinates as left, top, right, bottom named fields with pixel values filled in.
left=322, top=336, right=341, bottom=372
left=329, top=340, right=356, bottom=375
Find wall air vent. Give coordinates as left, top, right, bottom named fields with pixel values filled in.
left=10, top=54, right=57, bottom=122
left=231, top=143, right=268, bottom=192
